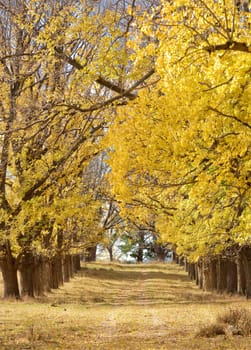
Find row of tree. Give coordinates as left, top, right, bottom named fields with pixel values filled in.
left=1, top=0, right=251, bottom=299
left=0, top=0, right=156, bottom=298
left=105, top=0, right=251, bottom=296
left=175, top=245, right=251, bottom=297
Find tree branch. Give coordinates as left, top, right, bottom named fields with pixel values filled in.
left=54, top=47, right=155, bottom=100
left=58, top=68, right=155, bottom=114
left=205, top=41, right=251, bottom=54
left=11, top=123, right=105, bottom=219
left=208, top=106, right=251, bottom=130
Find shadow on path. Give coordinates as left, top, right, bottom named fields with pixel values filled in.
left=80, top=265, right=190, bottom=282
left=42, top=263, right=239, bottom=307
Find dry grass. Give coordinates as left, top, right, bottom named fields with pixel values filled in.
left=197, top=307, right=251, bottom=338
left=0, top=262, right=251, bottom=349
left=218, top=307, right=251, bottom=334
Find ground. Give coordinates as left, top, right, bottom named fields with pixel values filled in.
left=0, top=262, right=251, bottom=349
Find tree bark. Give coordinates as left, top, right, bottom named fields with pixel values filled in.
left=240, top=246, right=251, bottom=298
left=72, top=254, right=81, bottom=273
left=19, top=252, right=35, bottom=297
left=20, top=253, right=55, bottom=297
left=153, top=243, right=168, bottom=261
left=196, top=258, right=203, bottom=289
left=216, top=257, right=237, bottom=294
left=236, top=254, right=246, bottom=295
left=50, top=255, right=63, bottom=289
left=137, top=245, right=144, bottom=263
left=32, top=255, right=46, bottom=296
left=107, top=247, right=113, bottom=262
left=41, top=256, right=52, bottom=293
left=0, top=243, right=20, bottom=299
left=195, top=262, right=199, bottom=285
left=179, top=256, right=185, bottom=266
left=216, top=257, right=227, bottom=293
left=85, top=246, right=97, bottom=262
left=188, top=263, right=196, bottom=280
left=69, top=254, right=74, bottom=278
left=57, top=256, right=64, bottom=287
left=63, top=255, right=71, bottom=282
left=226, top=259, right=237, bottom=294
left=203, top=257, right=217, bottom=291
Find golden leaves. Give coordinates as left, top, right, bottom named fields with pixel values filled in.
left=104, top=0, right=251, bottom=260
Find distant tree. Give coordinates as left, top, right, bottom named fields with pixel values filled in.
left=118, top=224, right=166, bottom=263
left=100, top=200, right=123, bottom=261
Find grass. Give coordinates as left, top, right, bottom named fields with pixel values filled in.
left=197, top=307, right=251, bottom=338
left=0, top=262, right=251, bottom=349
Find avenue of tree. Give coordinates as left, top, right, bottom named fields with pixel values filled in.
left=105, top=0, right=251, bottom=296
left=0, top=0, right=251, bottom=299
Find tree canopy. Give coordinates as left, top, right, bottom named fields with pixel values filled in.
left=105, top=0, right=251, bottom=261
left=0, top=0, right=251, bottom=298
left=0, top=0, right=156, bottom=297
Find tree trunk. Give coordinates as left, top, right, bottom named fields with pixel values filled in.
left=40, top=256, right=52, bottom=293
left=216, top=257, right=227, bottom=293
left=188, top=263, right=196, bottom=280
left=50, top=255, right=63, bottom=289
left=154, top=244, right=168, bottom=261
left=54, top=229, right=64, bottom=287
left=240, top=246, right=251, bottom=298
left=196, top=258, right=203, bottom=289
left=195, top=263, right=199, bottom=285
left=226, top=259, right=237, bottom=294
left=63, top=255, right=71, bottom=282
left=85, top=246, right=97, bottom=262
left=20, top=253, right=53, bottom=297
left=68, top=255, right=74, bottom=278
left=179, top=256, right=185, bottom=267
left=72, top=255, right=81, bottom=273
left=236, top=254, right=246, bottom=295
left=32, top=255, right=46, bottom=296
left=19, top=252, right=35, bottom=298
left=216, top=257, right=237, bottom=294
left=203, top=257, right=217, bottom=291
left=107, top=247, right=113, bottom=262
left=50, top=258, right=58, bottom=289
left=57, top=256, right=64, bottom=286
left=137, top=245, right=144, bottom=263
left=0, top=246, right=20, bottom=299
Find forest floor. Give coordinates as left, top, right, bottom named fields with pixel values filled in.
left=0, top=262, right=251, bottom=349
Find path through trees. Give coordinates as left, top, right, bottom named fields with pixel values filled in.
left=0, top=263, right=251, bottom=349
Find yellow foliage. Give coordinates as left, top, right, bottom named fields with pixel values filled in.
left=105, top=0, right=251, bottom=260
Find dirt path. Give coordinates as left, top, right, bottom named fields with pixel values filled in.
left=0, top=262, right=250, bottom=349
left=45, top=262, right=214, bottom=306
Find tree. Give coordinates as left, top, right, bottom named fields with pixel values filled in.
left=105, top=0, right=251, bottom=292
left=119, top=227, right=147, bottom=263
left=117, top=220, right=165, bottom=263
left=100, top=200, right=123, bottom=261
left=0, top=0, right=156, bottom=298
left=0, top=0, right=107, bottom=297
